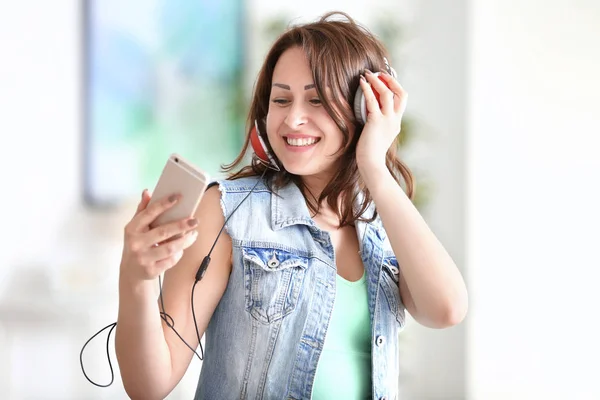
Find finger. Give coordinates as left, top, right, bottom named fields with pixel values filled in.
left=365, top=70, right=394, bottom=115
left=379, top=72, right=408, bottom=114
left=133, top=193, right=181, bottom=229
left=359, top=74, right=382, bottom=120
left=148, top=229, right=198, bottom=264
left=153, top=251, right=185, bottom=275
left=151, top=230, right=198, bottom=273
left=145, top=216, right=199, bottom=247
left=134, top=189, right=151, bottom=215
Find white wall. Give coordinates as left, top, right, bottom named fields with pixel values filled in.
left=467, top=0, right=600, bottom=399
left=0, top=4, right=105, bottom=396
left=394, top=0, right=469, bottom=398
left=0, top=0, right=80, bottom=282
left=0, top=2, right=145, bottom=399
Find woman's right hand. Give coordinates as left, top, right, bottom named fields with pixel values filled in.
left=120, top=189, right=199, bottom=282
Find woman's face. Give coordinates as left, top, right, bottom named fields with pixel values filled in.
left=266, top=47, right=351, bottom=178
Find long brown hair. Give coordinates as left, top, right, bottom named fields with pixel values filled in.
left=222, top=11, right=414, bottom=227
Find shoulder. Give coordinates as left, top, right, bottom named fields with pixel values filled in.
left=209, top=176, right=270, bottom=194
left=204, top=175, right=277, bottom=224
left=196, top=183, right=225, bottom=224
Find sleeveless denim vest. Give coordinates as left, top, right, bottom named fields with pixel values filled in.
left=194, top=176, right=405, bottom=400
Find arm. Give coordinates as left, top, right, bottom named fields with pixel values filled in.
left=360, top=164, right=468, bottom=328
left=115, top=186, right=232, bottom=399
left=356, top=70, right=468, bottom=329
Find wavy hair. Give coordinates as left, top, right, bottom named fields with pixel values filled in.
left=222, top=11, right=414, bottom=227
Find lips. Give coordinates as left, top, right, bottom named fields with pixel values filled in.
left=284, top=136, right=321, bottom=147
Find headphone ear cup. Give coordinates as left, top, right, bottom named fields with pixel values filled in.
left=250, top=120, right=280, bottom=171
left=250, top=123, right=269, bottom=164
left=354, top=73, right=391, bottom=126
left=353, top=85, right=367, bottom=125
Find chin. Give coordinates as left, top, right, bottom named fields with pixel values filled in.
left=281, top=160, right=335, bottom=179
left=281, top=163, right=316, bottom=176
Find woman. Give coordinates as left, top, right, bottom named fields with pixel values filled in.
left=115, top=11, right=468, bottom=400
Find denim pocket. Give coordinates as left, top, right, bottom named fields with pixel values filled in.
left=380, top=256, right=405, bottom=326
left=242, top=246, right=309, bottom=324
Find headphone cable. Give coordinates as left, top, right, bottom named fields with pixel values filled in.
left=80, top=168, right=267, bottom=388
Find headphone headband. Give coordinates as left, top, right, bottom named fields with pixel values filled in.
left=383, top=57, right=397, bottom=78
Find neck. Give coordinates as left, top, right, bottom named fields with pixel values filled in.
left=298, top=175, right=351, bottom=229
left=300, top=173, right=330, bottom=200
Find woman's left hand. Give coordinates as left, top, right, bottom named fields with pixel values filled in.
left=355, top=69, right=408, bottom=173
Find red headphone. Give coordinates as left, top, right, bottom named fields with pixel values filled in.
left=250, top=58, right=396, bottom=169
left=250, top=120, right=280, bottom=170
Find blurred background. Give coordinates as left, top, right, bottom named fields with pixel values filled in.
left=0, top=0, right=598, bottom=399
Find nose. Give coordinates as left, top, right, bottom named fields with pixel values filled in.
left=283, top=101, right=308, bottom=129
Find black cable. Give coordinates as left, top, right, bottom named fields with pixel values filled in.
left=79, top=321, right=116, bottom=387
left=158, top=274, right=205, bottom=360
left=80, top=169, right=267, bottom=388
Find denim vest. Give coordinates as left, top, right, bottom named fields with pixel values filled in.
left=194, top=176, right=405, bottom=400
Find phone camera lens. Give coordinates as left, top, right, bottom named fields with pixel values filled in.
left=175, top=157, right=179, bottom=163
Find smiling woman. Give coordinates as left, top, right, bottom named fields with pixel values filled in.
left=114, top=11, right=467, bottom=400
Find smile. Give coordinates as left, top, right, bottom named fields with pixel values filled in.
left=284, top=137, right=321, bottom=147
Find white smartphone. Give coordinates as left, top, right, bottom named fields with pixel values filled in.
left=147, top=153, right=210, bottom=229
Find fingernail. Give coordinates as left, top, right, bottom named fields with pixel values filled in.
left=365, top=69, right=373, bottom=75
left=168, top=194, right=177, bottom=203
left=187, top=218, right=198, bottom=227
left=360, top=75, right=366, bottom=83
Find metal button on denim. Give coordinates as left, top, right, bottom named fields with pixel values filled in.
left=267, top=252, right=280, bottom=268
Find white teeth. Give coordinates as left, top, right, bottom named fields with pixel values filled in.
left=286, top=137, right=318, bottom=147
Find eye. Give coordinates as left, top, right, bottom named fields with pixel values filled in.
left=272, top=98, right=289, bottom=105
left=309, top=98, right=322, bottom=105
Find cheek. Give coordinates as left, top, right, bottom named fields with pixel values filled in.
left=266, top=107, right=283, bottom=128
left=264, top=114, right=281, bottom=145
left=264, top=116, right=273, bottom=135
left=322, top=120, right=345, bottom=143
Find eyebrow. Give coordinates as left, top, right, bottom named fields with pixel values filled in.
left=272, top=83, right=316, bottom=90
